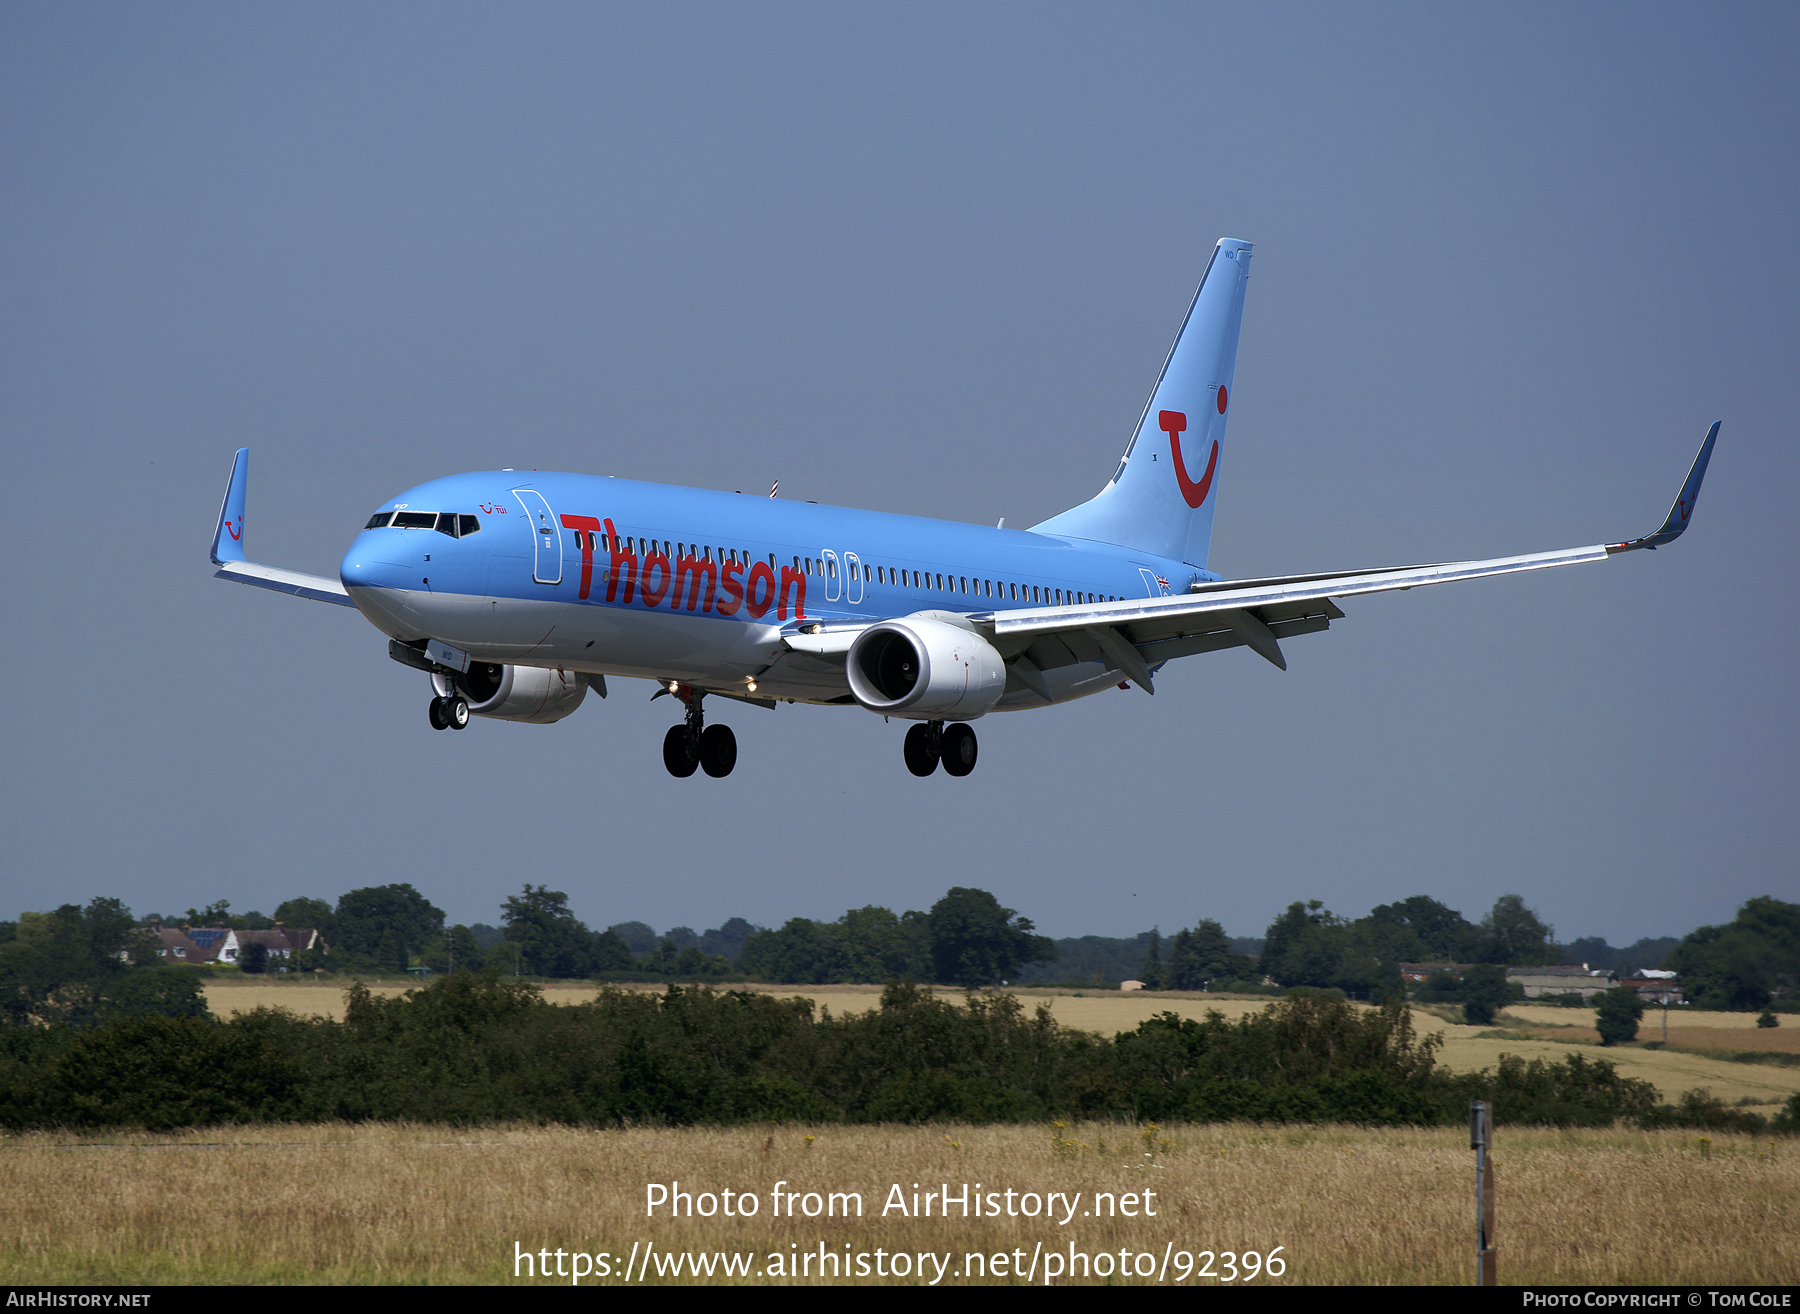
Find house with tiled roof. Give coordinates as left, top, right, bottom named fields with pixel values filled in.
left=141, top=923, right=327, bottom=968
left=220, top=926, right=327, bottom=965
left=143, top=926, right=228, bottom=965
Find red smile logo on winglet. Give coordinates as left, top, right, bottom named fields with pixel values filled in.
left=1161, top=410, right=1218, bottom=509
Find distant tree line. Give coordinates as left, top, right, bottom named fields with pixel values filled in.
left=6, top=888, right=1797, bottom=1013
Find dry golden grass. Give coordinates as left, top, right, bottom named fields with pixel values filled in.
left=2, top=1122, right=1794, bottom=1285
left=1506, top=1006, right=1779, bottom=1031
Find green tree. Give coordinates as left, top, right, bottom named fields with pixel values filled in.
left=1259, top=901, right=1349, bottom=987
left=736, top=918, right=838, bottom=984
left=606, top=921, right=659, bottom=955
left=836, top=906, right=928, bottom=982
left=1595, top=986, right=1645, bottom=1046
left=500, top=885, right=594, bottom=978
left=273, top=897, right=334, bottom=935
left=1140, top=928, right=1164, bottom=989
left=380, top=928, right=409, bottom=975
left=1665, top=897, right=1800, bottom=1011
left=1460, top=963, right=1510, bottom=1025
left=698, top=918, right=758, bottom=962
left=1363, top=895, right=1477, bottom=961
left=925, top=888, right=1056, bottom=988
left=98, top=967, right=212, bottom=1021
left=332, top=885, right=445, bottom=967
left=239, top=941, right=269, bottom=975
left=0, top=898, right=143, bottom=1027
left=1164, top=920, right=1255, bottom=990
left=183, top=899, right=233, bottom=926
left=1475, top=894, right=1556, bottom=966
left=590, top=929, right=634, bottom=972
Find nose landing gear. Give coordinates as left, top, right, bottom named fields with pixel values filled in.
left=660, top=684, right=737, bottom=778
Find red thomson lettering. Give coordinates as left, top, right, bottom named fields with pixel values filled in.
left=641, top=549, right=672, bottom=607
left=778, top=564, right=807, bottom=621
left=716, top=559, right=745, bottom=616
left=560, top=513, right=602, bottom=600
left=745, top=562, right=776, bottom=618
left=674, top=552, right=718, bottom=612
left=603, top=519, right=637, bottom=604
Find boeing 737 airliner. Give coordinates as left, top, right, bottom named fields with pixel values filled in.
left=209, top=238, right=1719, bottom=779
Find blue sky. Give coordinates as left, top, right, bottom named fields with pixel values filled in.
left=3, top=3, right=1795, bottom=946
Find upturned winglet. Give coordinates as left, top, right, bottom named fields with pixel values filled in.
left=211, top=447, right=249, bottom=564
left=208, top=447, right=354, bottom=606
left=1606, top=421, right=1720, bottom=554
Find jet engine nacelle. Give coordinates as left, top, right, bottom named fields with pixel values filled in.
left=846, top=616, right=1007, bottom=720
left=431, top=663, right=588, bottom=724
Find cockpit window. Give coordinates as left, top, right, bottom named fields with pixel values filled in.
left=369, top=510, right=483, bottom=536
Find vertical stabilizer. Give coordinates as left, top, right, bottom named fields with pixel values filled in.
left=1032, top=238, right=1252, bottom=566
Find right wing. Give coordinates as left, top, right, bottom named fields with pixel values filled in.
left=974, top=421, right=1720, bottom=692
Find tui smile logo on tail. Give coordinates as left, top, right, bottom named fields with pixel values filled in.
left=1160, top=409, right=1218, bottom=509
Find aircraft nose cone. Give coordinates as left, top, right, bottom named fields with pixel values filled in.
left=339, top=553, right=395, bottom=591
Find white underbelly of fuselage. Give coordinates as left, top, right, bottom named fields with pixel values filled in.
left=346, top=585, right=1130, bottom=714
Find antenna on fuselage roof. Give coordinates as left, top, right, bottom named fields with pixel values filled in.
left=769, top=480, right=779, bottom=498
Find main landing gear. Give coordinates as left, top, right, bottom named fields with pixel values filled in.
left=428, top=693, right=470, bottom=730
left=903, top=720, right=978, bottom=777
left=661, top=685, right=737, bottom=778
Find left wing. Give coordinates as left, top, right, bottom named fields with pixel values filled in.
left=210, top=448, right=356, bottom=607
left=974, top=420, right=1720, bottom=692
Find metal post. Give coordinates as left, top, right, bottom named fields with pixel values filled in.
left=1471, top=1100, right=1497, bottom=1286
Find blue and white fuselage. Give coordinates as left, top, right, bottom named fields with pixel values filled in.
left=210, top=237, right=1719, bottom=778
left=342, top=471, right=1219, bottom=711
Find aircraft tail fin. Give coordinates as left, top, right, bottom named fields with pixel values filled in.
left=211, top=447, right=249, bottom=564
left=1032, top=238, right=1252, bottom=567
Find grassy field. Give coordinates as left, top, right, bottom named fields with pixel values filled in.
left=3, top=1121, right=1793, bottom=1286
left=202, top=979, right=1800, bottom=1114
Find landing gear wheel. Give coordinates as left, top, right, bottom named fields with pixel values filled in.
left=428, top=698, right=449, bottom=731
left=941, top=722, right=978, bottom=776
left=699, top=724, right=737, bottom=777
left=903, top=723, right=939, bottom=777
left=445, top=696, right=470, bottom=730
left=663, top=723, right=698, bottom=777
